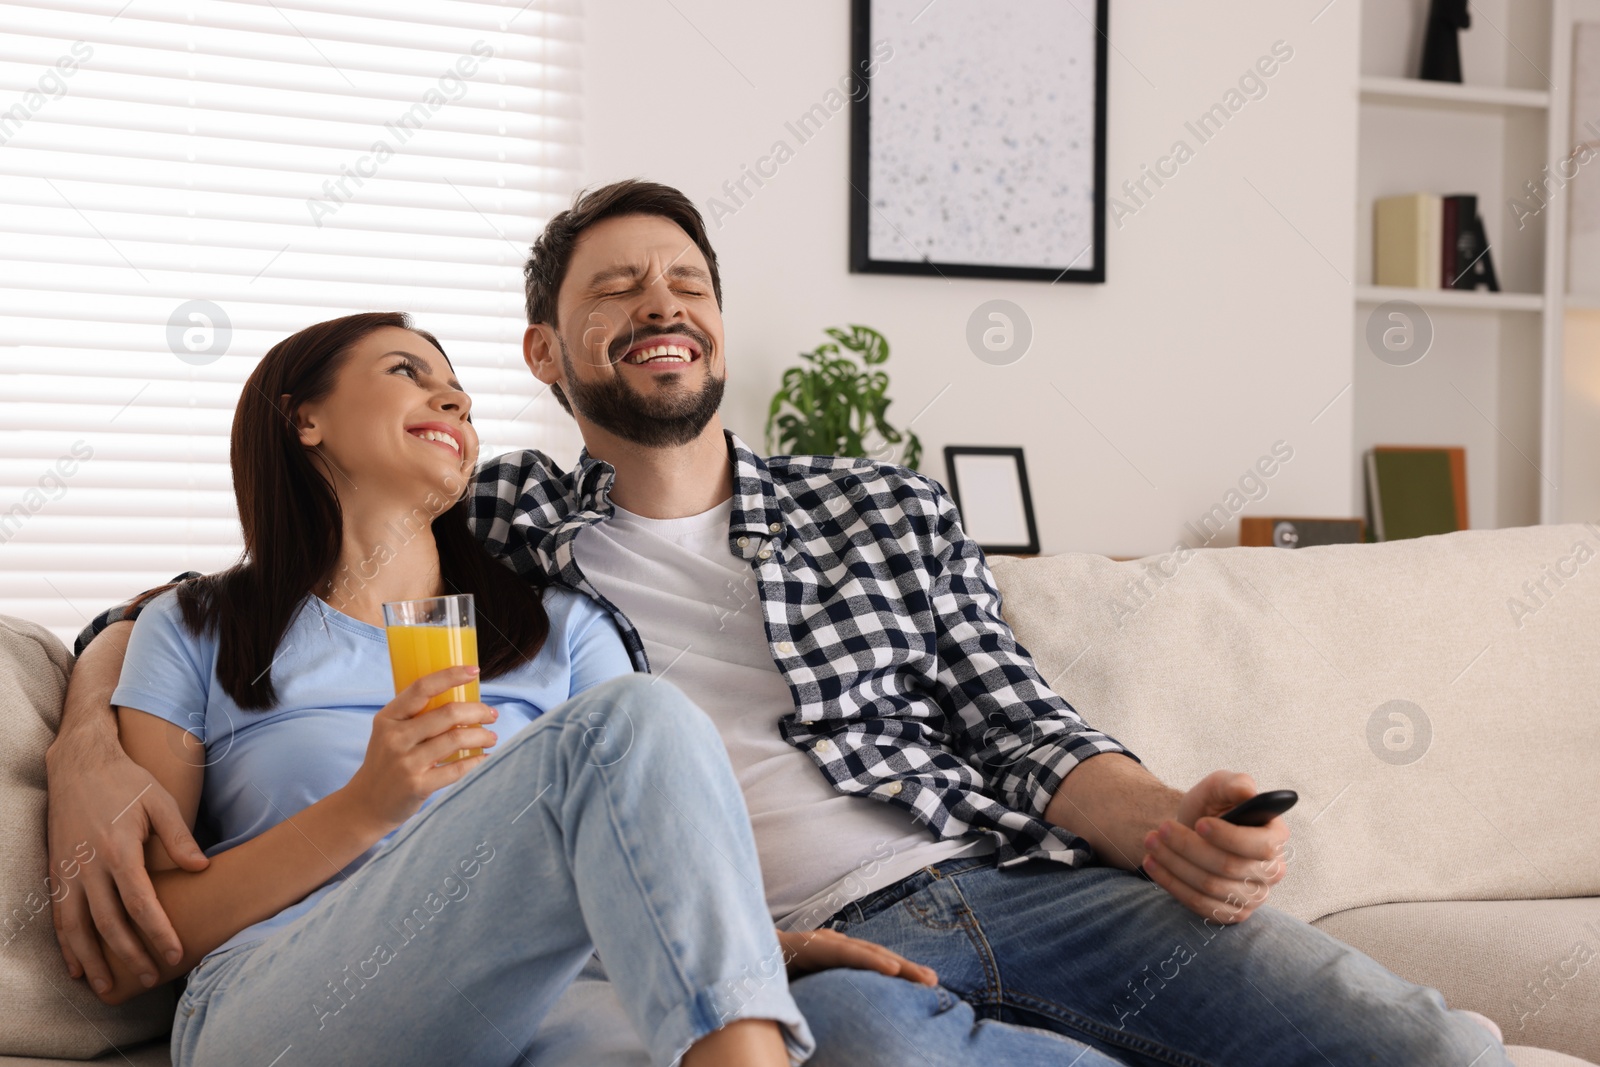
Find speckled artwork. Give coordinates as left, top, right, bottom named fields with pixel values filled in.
left=864, top=0, right=1100, bottom=273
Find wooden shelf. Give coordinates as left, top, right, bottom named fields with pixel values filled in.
left=1354, top=285, right=1545, bottom=311
left=1359, top=76, right=1550, bottom=112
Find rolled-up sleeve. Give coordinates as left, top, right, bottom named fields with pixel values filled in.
left=925, top=481, right=1136, bottom=818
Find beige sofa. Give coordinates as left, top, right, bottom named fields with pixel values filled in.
left=990, top=524, right=1600, bottom=1066
left=2, top=524, right=1596, bottom=1065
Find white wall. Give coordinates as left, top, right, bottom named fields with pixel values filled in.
left=580, top=2, right=1361, bottom=556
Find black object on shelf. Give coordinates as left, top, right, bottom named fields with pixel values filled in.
left=1443, top=195, right=1500, bottom=292
left=1420, top=0, right=1469, bottom=83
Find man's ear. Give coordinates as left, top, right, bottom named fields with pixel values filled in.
left=280, top=393, right=322, bottom=447
left=522, top=323, right=563, bottom=389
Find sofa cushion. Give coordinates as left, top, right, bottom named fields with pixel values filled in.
left=1507, top=1048, right=1600, bottom=1067
left=0, top=1040, right=171, bottom=1067
left=1315, top=897, right=1600, bottom=1064
left=0, top=615, right=175, bottom=1057
left=987, top=526, right=1600, bottom=924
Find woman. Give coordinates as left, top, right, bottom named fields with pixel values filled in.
left=94, top=312, right=832, bottom=1066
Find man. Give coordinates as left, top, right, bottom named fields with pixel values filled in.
left=52, top=180, right=1508, bottom=1065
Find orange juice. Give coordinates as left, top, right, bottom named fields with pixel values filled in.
left=384, top=623, right=481, bottom=763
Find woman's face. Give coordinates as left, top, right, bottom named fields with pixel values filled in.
left=291, top=327, right=479, bottom=510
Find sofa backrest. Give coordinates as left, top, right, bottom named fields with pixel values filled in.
left=0, top=615, right=174, bottom=1058
left=988, top=524, right=1600, bottom=924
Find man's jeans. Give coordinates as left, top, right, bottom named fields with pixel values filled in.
left=170, top=675, right=812, bottom=1067
left=823, top=854, right=1513, bottom=1067
left=534, top=952, right=1126, bottom=1066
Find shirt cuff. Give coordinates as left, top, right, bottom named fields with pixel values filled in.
left=1011, top=732, right=1139, bottom=819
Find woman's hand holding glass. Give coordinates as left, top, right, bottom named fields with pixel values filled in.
left=342, top=664, right=499, bottom=833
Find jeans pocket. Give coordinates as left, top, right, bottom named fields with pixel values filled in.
left=900, top=878, right=971, bottom=932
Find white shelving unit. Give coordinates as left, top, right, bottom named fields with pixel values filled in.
left=1355, top=286, right=1546, bottom=312
left=1359, top=75, right=1552, bottom=111
left=1552, top=0, right=1600, bottom=525
left=1355, top=0, right=1563, bottom=529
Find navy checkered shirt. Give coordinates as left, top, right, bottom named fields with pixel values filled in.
left=78, top=431, right=1134, bottom=867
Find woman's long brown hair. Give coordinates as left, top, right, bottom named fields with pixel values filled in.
left=171, top=311, right=549, bottom=710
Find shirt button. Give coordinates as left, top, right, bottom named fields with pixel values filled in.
left=768, top=522, right=781, bottom=533
left=736, top=536, right=749, bottom=548
left=757, top=548, right=772, bottom=560
left=776, top=641, right=794, bottom=654
left=815, top=738, right=834, bottom=753
left=887, top=781, right=903, bottom=796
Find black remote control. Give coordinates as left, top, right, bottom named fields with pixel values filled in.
left=1219, top=790, right=1298, bottom=827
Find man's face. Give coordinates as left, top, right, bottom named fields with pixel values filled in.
left=536, top=213, right=725, bottom=448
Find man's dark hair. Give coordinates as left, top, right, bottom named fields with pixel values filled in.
left=523, top=179, right=722, bottom=415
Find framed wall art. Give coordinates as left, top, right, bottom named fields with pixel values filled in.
left=850, top=0, right=1109, bottom=283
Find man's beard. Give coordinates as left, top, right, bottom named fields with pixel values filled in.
left=557, top=332, right=725, bottom=448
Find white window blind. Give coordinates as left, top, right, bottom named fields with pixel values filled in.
left=0, top=0, right=584, bottom=649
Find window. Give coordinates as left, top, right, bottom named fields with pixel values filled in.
left=0, top=0, right=583, bottom=646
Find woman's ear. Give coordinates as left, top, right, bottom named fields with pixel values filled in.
left=281, top=393, right=322, bottom=446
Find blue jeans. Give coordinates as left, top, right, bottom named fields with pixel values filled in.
left=823, top=854, right=1513, bottom=1067
left=530, top=953, right=1124, bottom=1066
left=170, top=675, right=812, bottom=1067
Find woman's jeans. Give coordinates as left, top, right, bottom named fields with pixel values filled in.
left=170, top=675, right=812, bottom=1067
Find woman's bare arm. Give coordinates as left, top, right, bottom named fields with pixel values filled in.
left=93, top=708, right=399, bottom=1005
left=97, top=663, right=498, bottom=1007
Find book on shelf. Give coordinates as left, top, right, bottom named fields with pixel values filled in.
left=1375, top=193, right=1441, bottom=288
left=1374, top=192, right=1499, bottom=291
left=1442, top=193, right=1500, bottom=290
left=1364, top=446, right=1468, bottom=541
left=1239, top=517, right=1365, bottom=547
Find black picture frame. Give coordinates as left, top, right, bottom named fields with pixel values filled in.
left=849, top=0, right=1109, bottom=283
left=943, top=446, right=1041, bottom=556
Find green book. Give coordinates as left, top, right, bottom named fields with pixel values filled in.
left=1366, top=449, right=1461, bottom=541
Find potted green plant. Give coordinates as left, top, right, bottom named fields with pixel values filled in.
left=764, top=324, right=922, bottom=470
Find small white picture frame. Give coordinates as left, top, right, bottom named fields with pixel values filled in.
left=943, top=446, right=1041, bottom=555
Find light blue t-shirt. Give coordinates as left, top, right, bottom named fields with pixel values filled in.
left=110, top=585, right=633, bottom=958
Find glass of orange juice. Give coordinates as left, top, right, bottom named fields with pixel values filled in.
left=381, top=593, right=481, bottom=764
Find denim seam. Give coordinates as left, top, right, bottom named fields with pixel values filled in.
left=901, top=893, right=966, bottom=932
left=176, top=940, right=252, bottom=1014
left=935, top=854, right=1001, bottom=880
left=589, top=700, right=810, bottom=1063
left=652, top=980, right=808, bottom=1067
left=592, top=726, right=702, bottom=1016
left=951, top=864, right=1221, bottom=1067
left=173, top=944, right=250, bottom=1066
left=941, top=873, right=1005, bottom=1015
left=826, top=854, right=996, bottom=930
left=829, top=873, right=926, bottom=929
left=998, top=987, right=1221, bottom=1067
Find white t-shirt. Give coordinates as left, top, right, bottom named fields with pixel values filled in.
left=575, top=498, right=989, bottom=930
